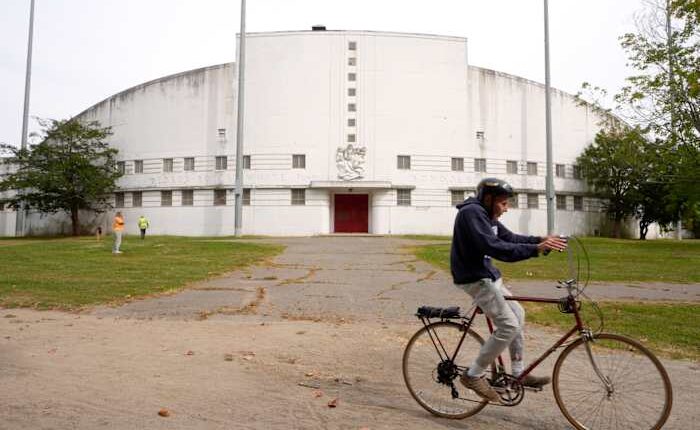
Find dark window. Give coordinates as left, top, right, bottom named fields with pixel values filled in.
left=293, top=154, right=306, bottom=169
left=163, top=158, right=173, bottom=173
left=132, top=191, right=142, bottom=207
left=348, top=73, right=356, bottom=82
left=451, top=158, right=464, bottom=171
left=556, top=194, right=567, bottom=210
left=291, top=189, right=306, bottom=205
left=161, top=190, right=172, bottom=206
left=115, top=192, right=124, bottom=208
left=348, top=57, right=356, bottom=66
left=574, top=196, right=584, bottom=211
left=397, top=189, right=411, bottom=206
left=181, top=190, right=194, bottom=206
left=184, top=157, right=195, bottom=171
left=347, top=134, right=356, bottom=143
left=242, top=188, right=251, bottom=206
left=243, top=155, right=251, bottom=169
left=348, top=41, right=357, bottom=50
left=348, top=88, right=356, bottom=97
left=348, top=103, right=356, bottom=112
left=451, top=190, right=465, bottom=206
left=474, top=158, right=487, bottom=173
left=117, top=161, right=125, bottom=175
left=347, top=118, right=356, bottom=127
left=397, top=155, right=411, bottom=170
left=555, top=164, right=565, bottom=178
left=506, top=160, right=518, bottom=174
left=527, top=193, right=539, bottom=209
left=215, top=156, right=227, bottom=170
left=214, top=189, right=227, bottom=206
left=573, top=165, right=583, bottom=179
left=527, top=162, right=538, bottom=176
left=134, top=160, right=143, bottom=174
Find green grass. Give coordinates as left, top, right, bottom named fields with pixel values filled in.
left=523, top=301, right=700, bottom=361
left=413, top=237, right=700, bottom=283
left=0, top=236, right=283, bottom=310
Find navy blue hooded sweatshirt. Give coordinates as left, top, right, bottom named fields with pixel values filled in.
left=450, top=197, right=541, bottom=284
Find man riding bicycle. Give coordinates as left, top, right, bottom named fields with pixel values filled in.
left=450, top=178, right=567, bottom=403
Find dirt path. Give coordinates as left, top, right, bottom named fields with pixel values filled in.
left=1, top=237, right=698, bottom=429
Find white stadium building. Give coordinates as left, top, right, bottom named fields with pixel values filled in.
left=1, top=29, right=616, bottom=237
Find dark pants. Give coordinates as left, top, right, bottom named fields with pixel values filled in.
left=140, top=229, right=146, bottom=239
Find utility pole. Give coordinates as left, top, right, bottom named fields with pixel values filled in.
left=234, top=0, right=246, bottom=237
left=16, top=0, right=36, bottom=237
left=544, top=0, right=555, bottom=235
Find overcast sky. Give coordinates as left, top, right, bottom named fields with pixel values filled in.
left=1, top=0, right=644, bottom=147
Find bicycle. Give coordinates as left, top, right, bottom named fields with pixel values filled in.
left=402, top=236, right=673, bottom=430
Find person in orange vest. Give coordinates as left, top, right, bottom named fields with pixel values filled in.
left=112, top=211, right=125, bottom=254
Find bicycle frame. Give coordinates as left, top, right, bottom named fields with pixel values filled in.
left=456, top=293, right=587, bottom=385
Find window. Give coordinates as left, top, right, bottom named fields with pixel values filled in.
left=161, top=190, right=172, bottom=206
left=348, top=103, right=356, bottom=112
left=242, top=188, right=251, bottom=206
left=397, top=155, right=411, bottom=170
left=476, top=131, right=485, bottom=139
left=243, top=155, right=251, bottom=169
left=451, top=157, right=464, bottom=171
left=555, top=164, right=565, bottom=178
left=134, top=160, right=143, bottom=174
left=348, top=88, right=356, bottom=97
left=0, top=202, right=4, bottom=211
left=556, top=194, right=567, bottom=210
left=508, top=193, right=519, bottom=208
left=217, top=128, right=226, bottom=139
left=292, top=154, right=306, bottom=169
left=348, top=57, right=357, bottom=66
left=181, top=190, right=193, bottom=206
left=573, top=165, right=582, bottom=179
left=474, top=158, right=487, bottom=173
left=397, top=189, right=411, bottom=206
left=291, top=189, right=306, bottom=205
left=115, top=192, right=124, bottom=208
left=184, top=157, right=195, bottom=171
left=527, top=162, right=538, bottom=176
left=347, top=118, right=356, bottom=127
left=117, top=161, right=125, bottom=175
left=506, top=160, right=518, bottom=174
left=348, top=73, right=356, bottom=82
left=163, top=158, right=173, bottom=173
left=574, top=196, right=584, bottom=211
left=132, top=191, right=142, bottom=207
left=348, top=41, right=357, bottom=50
left=347, top=134, right=356, bottom=143
left=451, top=190, right=465, bottom=206
left=214, top=189, right=227, bottom=206
left=527, top=193, right=539, bottom=209
left=215, top=156, right=227, bottom=170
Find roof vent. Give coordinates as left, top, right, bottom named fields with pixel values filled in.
left=312, top=25, right=326, bottom=31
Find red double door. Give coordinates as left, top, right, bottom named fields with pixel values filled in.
left=334, top=194, right=368, bottom=233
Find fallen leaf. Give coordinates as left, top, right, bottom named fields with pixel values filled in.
left=327, top=398, right=338, bottom=408
left=185, top=350, right=194, bottom=356
left=158, top=408, right=170, bottom=417
left=224, top=353, right=234, bottom=361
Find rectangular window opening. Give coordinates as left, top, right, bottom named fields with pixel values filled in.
left=292, top=154, right=306, bottom=169
left=181, top=190, right=194, bottom=206
left=215, top=156, right=228, bottom=171
left=291, top=189, right=306, bottom=205
left=397, top=189, right=411, bottom=206
left=474, top=158, right=487, bottom=173
left=161, top=190, right=172, bottom=206
left=214, top=189, right=227, bottom=206
left=132, top=191, right=142, bottom=207
left=184, top=157, right=195, bottom=171
left=397, top=155, right=411, bottom=170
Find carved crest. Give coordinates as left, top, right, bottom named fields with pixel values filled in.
left=336, top=144, right=366, bottom=180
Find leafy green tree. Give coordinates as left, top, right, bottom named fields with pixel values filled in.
left=0, top=119, right=121, bottom=236
left=577, top=127, right=652, bottom=238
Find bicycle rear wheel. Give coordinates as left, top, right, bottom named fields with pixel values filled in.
left=553, top=333, right=672, bottom=430
left=402, top=321, right=489, bottom=419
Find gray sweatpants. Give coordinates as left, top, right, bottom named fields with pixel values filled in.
left=113, top=231, right=123, bottom=253
left=456, top=278, right=525, bottom=376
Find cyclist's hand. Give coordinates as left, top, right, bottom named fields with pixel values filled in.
left=538, top=236, right=568, bottom=254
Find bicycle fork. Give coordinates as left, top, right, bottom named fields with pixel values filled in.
left=581, top=331, right=614, bottom=397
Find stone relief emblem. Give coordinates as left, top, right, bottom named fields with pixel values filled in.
left=336, top=144, right=366, bottom=180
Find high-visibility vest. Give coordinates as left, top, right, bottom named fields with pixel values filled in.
left=138, top=218, right=149, bottom=229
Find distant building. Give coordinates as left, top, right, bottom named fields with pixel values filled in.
left=2, top=30, right=612, bottom=237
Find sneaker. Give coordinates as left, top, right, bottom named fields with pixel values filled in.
left=520, top=374, right=551, bottom=388
left=459, top=373, right=502, bottom=403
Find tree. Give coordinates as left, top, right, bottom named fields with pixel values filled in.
left=616, top=0, right=700, bottom=205
left=0, top=119, right=121, bottom=236
left=577, top=127, right=652, bottom=238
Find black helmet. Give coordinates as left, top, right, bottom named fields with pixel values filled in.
left=476, top=178, right=514, bottom=203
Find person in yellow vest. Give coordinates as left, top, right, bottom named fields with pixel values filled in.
left=112, top=212, right=124, bottom=254
left=138, top=215, right=150, bottom=240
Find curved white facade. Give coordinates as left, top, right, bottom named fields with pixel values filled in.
left=14, top=30, right=612, bottom=237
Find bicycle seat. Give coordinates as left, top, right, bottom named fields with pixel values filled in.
left=416, top=306, right=461, bottom=319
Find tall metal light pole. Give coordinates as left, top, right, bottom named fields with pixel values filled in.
left=544, top=0, right=555, bottom=235
left=234, top=0, right=246, bottom=237
left=16, top=0, right=36, bottom=237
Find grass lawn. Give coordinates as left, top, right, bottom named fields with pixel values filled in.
left=413, top=237, right=700, bottom=283
left=412, top=236, right=700, bottom=360
left=0, top=236, right=283, bottom=310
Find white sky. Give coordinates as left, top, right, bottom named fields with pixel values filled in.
left=0, top=0, right=643, bottom=147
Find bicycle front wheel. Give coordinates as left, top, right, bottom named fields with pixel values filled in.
left=553, top=333, right=672, bottom=430
left=402, top=321, right=489, bottom=419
